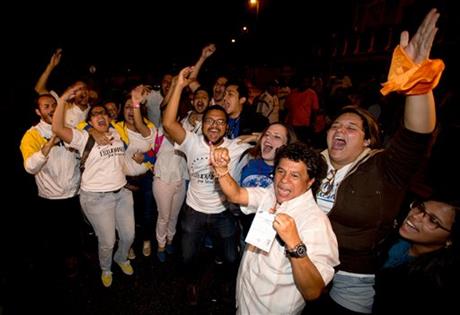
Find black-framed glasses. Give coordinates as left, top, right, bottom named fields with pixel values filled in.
left=320, top=169, right=337, bottom=195
left=203, top=118, right=226, bottom=126
left=410, top=201, right=451, bottom=232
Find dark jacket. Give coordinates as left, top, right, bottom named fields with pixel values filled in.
left=322, top=128, right=432, bottom=274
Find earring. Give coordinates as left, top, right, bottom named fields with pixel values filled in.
left=445, top=240, right=452, bottom=248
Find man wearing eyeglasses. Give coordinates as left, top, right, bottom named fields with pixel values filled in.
left=163, top=66, right=252, bottom=306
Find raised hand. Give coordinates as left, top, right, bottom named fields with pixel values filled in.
left=401, top=8, right=439, bottom=64
left=202, top=43, right=216, bottom=59
left=49, top=48, right=62, bottom=68
left=273, top=213, right=301, bottom=249
left=177, top=66, right=194, bottom=89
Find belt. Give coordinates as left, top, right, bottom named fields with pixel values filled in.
left=103, top=188, right=122, bottom=194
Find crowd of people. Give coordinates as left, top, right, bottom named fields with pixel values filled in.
left=16, top=7, right=459, bottom=315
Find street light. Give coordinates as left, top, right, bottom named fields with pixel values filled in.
left=249, top=0, right=259, bottom=34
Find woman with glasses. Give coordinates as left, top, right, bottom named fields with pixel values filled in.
left=373, top=197, right=459, bottom=314
left=312, top=8, right=445, bottom=314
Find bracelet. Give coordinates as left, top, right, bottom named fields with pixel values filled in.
left=214, top=169, right=229, bottom=178
left=132, top=103, right=141, bottom=108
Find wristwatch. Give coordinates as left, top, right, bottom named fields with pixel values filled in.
left=285, top=242, right=307, bottom=258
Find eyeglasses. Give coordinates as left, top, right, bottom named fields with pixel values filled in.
left=203, top=118, right=226, bottom=126
left=320, top=169, right=337, bottom=195
left=410, top=201, right=451, bottom=232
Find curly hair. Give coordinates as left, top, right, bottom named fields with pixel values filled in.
left=274, top=142, right=327, bottom=195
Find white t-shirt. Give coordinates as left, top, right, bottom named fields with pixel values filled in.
left=237, top=188, right=339, bottom=314
left=175, top=131, right=251, bottom=214
left=123, top=126, right=155, bottom=176
left=70, top=129, right=127, bottom=192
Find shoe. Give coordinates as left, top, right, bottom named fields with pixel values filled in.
left=101, top=271, right=112, bottom=287
left=204, top=235, right=213, bottom=249
left=157, top=250, right=166, bottom=263
left=142, top=240, right=151, bottom=257
left=117, top=261, right=134, bottom=275
left=214, top=255, right=223, bottom=265
left=128, top=248, right=136, bottom=260
left=165, top=243, right=175, bottom=254
left=186, top=284, right=199, bottom=306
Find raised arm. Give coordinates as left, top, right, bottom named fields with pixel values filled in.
left=35, top=48, right=62, bottom=95
left=52, top=83, right=84, bottom=143
left=402, top=8, right=439, bottom=133
left=188, top=43, right=216, bottom=92
left=210, top=145, right=249, bottom=206
left=131, top=85, right=152, bottom=137
left=162, top=67, right=193, bottom=144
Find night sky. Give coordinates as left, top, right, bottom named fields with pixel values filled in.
left=8, top=1, right=353, bottom=78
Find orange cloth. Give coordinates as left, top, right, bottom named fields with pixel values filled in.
left=380, top=45, right=444, bottom=96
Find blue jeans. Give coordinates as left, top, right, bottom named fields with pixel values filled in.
left=80, top=188, right=135, bottom=271
left=181, top=204, right=237, bottom=281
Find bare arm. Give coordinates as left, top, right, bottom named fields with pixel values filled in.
left=210, top=145, right=249, bottom=205
left=162, top=67, right=193, bottom=144
left=402, top=8, right=439, bottom=133
left=52, top=83, right=83, bottom=143
left=35, top=48, right=62, bottom=95
left=40, top=135, right=61, bottom=156
left=131, top=85, right=151, bottom=137
left=274, top=213, right=325, bottom=300
left=188, top=43, right=216, bottom=92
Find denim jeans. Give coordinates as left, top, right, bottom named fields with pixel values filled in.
left=80, top=188, right=135, bottom=271
left=181, top=204, right=237, bottom=281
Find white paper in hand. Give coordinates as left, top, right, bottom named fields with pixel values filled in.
left=245, top=210, right=277, bottom=252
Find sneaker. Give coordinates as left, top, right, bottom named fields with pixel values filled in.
left=214, top=255, right=224, bottom=265
left=142, top=240, right=151, bottom=257
left=157, top=250, right=166, bottom=263
left=117, top=261, right=134, bottom=275
left=165, top=243, right=175, bottom=254
left=128, top=248, right=136, bottom=260
left=101, top=271, right=112, bottom=287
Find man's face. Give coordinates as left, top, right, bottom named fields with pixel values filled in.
left=36, top=95, right=57, bottom=124
left=223, top=84, right=244, bottom=118
left=192, top=90, right=209, bottom=114
left=274, top=158, right=314, bottom=203
left=161, top=74, right=173, bottom=97
left=213, top=76, right=228, bottom=103
left=202, top=109, right=228, bottom=145
left=104, top=102, right=119, bottom=121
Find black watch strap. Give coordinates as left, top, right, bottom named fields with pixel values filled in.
left=285, top=242, right=307, bottom=258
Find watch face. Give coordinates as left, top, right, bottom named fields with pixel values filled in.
left=296, top=244, right=307, bottom=257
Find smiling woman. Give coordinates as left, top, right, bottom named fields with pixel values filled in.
left=373, top=197, right=460, bottom=314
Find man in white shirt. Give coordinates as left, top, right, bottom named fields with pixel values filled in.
left=210, top=142, right=339, bottom=314
left=163, top=66, right=251, bottom=306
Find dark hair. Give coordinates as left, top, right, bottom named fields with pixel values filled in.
left=334, top=105, right=382, bottom=149
left=225, top=79, right=249, bottom=102
left=194, top=87, right=210, bottom=98
left=274, top=142, right=327, bottom=195
left=202, top=105, right=229, bottom=122
left=34, top=93, right=56, bottom=109
left=405, top=198, right=459, bottom=287
left=86, top=105, right=107, bottom=123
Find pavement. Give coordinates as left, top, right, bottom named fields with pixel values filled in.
left=1, top=173, right=236, bottom=315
